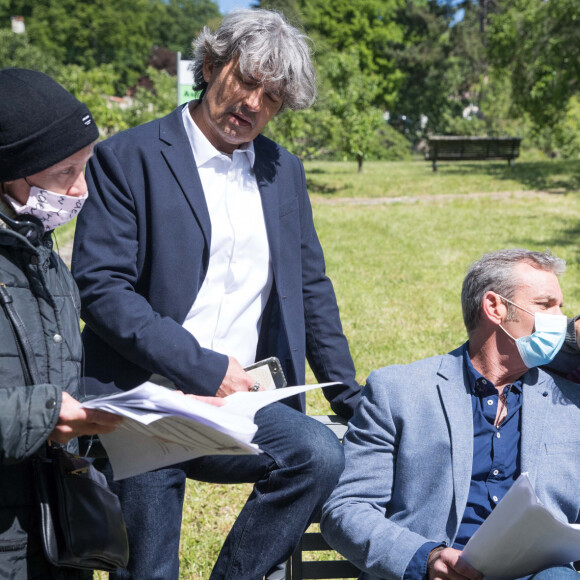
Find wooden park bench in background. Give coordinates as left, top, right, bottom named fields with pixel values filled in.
left=426, top=136, right=522, bottom=171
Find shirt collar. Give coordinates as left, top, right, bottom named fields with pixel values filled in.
left=182, top=103, right=255, bottom=168
left=462, top=342, right=522, bottom=396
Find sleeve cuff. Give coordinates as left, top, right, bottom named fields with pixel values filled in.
left=562, top=316, right=580, bottom=354
left=403, top=541, right=442, bottom=580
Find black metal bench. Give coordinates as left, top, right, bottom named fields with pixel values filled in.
left=426, top=136, right=522, bottom=171
left=285, top=415, right=360, bottom=580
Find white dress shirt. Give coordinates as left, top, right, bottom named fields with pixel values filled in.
left=181, top=104, right=273, bottom=367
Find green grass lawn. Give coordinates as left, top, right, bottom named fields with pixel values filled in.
left=305, top=158, right=580, bottom=199
left=89, top=158, right=580, bottom=578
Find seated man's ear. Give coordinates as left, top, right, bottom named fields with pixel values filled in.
left=482, top=291, right=507, bottom=326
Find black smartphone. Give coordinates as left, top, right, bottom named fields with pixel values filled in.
left=244, top=357, right=287, bottom=390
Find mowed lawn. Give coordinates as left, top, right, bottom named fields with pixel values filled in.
left=304, top=157, right=580, bottom=198
left=89, top=158, right=580, bottom=578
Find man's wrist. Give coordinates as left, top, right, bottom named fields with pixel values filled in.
left=427, top=545, right=445, bottom=569
left=403, top=541, right=441, bottom=580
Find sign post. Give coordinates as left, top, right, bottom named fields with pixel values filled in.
left=177, top=52, right=201, bottom=106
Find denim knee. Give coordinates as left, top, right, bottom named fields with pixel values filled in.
left=253, top=403, right=346, bottom=491
left=295, top=418, right=345, bottom=489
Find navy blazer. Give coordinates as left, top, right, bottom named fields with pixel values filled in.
left=72, top=107, right=360, bottom=418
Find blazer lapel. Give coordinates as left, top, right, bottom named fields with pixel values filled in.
left=520, top=368, right=550, bottom=485
left=253, top=137, right=281, bottom=277
left=159, top=108, right=212, bottom=247
left=437, top=348, right=474, bottom=530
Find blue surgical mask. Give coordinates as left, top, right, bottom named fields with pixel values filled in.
left=498, top=295, right=567, bottom=368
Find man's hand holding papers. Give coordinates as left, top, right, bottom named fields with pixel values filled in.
left=82, top=381, right=337, bottom=480
left=461, top=473, right=580, bottom=579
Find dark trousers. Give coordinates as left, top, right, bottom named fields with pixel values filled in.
left=106, top=402, right=345, bottom=580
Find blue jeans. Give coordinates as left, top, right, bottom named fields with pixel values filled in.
left=106, top=402, right=345, bottom=580
left=526, top=567, right=579, bottom=580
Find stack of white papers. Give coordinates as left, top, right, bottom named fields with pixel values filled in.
left=462, top=473, right=580, bottom=579
left=83, top=382, right=335, bottom=480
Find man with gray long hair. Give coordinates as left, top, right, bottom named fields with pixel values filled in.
left=322, top=248, right=580, bottom=580
left=72, top=8, right=361, bottom=580
left=192, top=9, right=316, bottom=111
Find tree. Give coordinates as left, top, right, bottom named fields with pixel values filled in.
left=488, top=0, right=580, bottom=131
left=55, top=64, right=128, bottom=136
left=54, top=64, right=176, bottom=137
left=387, top=0, right=459, bottom=139
left=0, top=28, right=61, bottom=77
left=387, top=0, right=506, bottom=140
left=438, top=0, right=498, bottom=36
left=448, top=1, right=490, bottom=93
left=320, top=49, right=388, bottom=172
left=261, top=1, right=416, bottom=165
left=300, top=0, right=406, bottom=110
left=0, top=0, right=221, bottom=90
left=257, top=0, right=302, bottom=26
left=264, top=107, right=337, bottom=161
left=264, top=47, right=411, bottom=167
left=151, top=0, right=221, bottom=57
left=1, top=0, right=152, bottom=84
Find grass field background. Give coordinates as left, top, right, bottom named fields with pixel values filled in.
left=305, top=158, right=580, bottom=198
left=86, top=158, right=580, bottom=578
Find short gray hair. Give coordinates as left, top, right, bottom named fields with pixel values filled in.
left=191, top=9, right=316, bottom=111
left=461, top=249, right=565, bottom=336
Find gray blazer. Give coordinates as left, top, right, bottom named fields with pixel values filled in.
left=321, top=344, right=580, bottom=580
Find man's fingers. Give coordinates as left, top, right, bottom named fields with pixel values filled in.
left=453, top=557, right=483, bottom=580
left=84, top=422, right=119, bottom=435
left=50, top=393, right=123, bottom=444
left=53, top=417, right=121, bottom=439
left=429, top=548, right=482, bottom=580
left=185, top=394, right=225, bottom=406
left=60, top=392, right=121, bottom=425
left=84, top=408, right=124, bottom=426
left=216, top=357, right=255, bottom=396
left=432, top=559, right=470, bottom=580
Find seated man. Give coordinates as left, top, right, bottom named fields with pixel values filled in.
left=321, top=248, right=580, bottom=580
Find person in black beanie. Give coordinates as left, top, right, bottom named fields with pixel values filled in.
left=0, top=68, right=122, bottom=579
left=0, top=67, right=100, bottom=230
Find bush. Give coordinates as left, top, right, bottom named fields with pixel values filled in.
left=362, top=123, right=413, bottom=161
left=0, top=29, right=61, bottom=77
left=266, top=111, right=412, bottom=162
left=552, top=97, right=580, bottom=159
left=56, top=65, right=176, bottom=138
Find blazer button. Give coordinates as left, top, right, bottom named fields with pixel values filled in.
left=53, top=334, right=63, bottom=343
left=45, top=398, right=57, bottom=409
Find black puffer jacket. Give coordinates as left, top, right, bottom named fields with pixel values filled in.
left=0, top=225, right=89, bottom=579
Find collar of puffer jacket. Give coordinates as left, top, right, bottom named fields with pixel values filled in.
left=0, top=194, right=17, bottom=228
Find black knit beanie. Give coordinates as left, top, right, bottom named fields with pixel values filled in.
left=0, top=68, right=99, bottom=182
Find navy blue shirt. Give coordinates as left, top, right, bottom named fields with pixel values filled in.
left=454, top=346, right=522, bottom=546
left=404, top=344, right=523, bottom=580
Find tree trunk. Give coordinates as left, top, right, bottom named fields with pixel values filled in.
left=357, top=154, right=363, bottom=173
